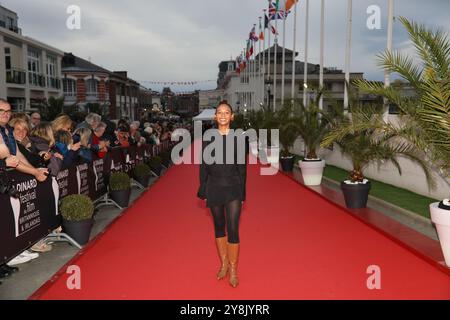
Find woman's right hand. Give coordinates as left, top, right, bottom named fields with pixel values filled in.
left=34, top=168, right=49, bottom=182
left=40, top=151, right=51, bottom=161
left=5, top=155, right=19, bottom=168
left=71, top=142, right=81, bottom=151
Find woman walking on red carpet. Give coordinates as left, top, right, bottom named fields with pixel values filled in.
left=197, top=101, right=247, bottom=288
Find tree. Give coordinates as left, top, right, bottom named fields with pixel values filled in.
left=352, top=16, right=449, bottom=185
left=38, top=97, right=64, bottom=121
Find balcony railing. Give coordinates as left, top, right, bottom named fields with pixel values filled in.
left=47, top=77, right=61, bottom=90
left=86, top=92, right=99, bottom=101
left=28, top=73, right=46, bottom=87
left=6, top=68, right=26, bottom=85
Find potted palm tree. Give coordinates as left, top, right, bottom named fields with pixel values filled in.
left=248, top=105, right=279, bottom=164
left=61, top=194, right=94, bottom=246
left=276, top=102, right=300, bottom=172
left=295, top=95, right=337, bottom=185
left=354, top=17, right=450, bottom=265
left=109, top=172, right=131, bottom=208
left=133, top=163, right=152, bottom=188
left=147, top=156, right=163, bottom=176
left=321, top=107, right=433, bottom=209
left=247, top=109, right=265, bottom=156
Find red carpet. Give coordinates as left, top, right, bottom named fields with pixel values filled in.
left=31, top=140, right=450, bottom=300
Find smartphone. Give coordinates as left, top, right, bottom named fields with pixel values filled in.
left=72, top=133, right=81, bottom=144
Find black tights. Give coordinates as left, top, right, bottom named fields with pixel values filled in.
left=210, top=199, right=242, bottom=244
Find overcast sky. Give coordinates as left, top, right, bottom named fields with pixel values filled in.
left=2, top=0, right=449, bottom=93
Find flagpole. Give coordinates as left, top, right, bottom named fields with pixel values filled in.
left=258, top=17, right=263, bottom=107
left=319, top=0, right=325, bottom=110
left=281, top=5, right=287, bottom=106
left=267, top=13, right=272, bottom=108
left=303, top=0, right=309, bottom=107
left=384, top=0, right=394, bottom=118
left=273, top=14, right=278, bottom=112
left=344, top=0, right=353, bottom=113
left=263, top=10, right=267, bottom=108
left=244, top=44, right=247, bottom=107
left=385, top=0, right=394, bottom=88
left=291, top=0, right=298, bottom=102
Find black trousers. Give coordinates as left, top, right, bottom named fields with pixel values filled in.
left=210, top=199, right=242, bottom=244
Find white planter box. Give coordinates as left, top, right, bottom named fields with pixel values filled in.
left=430, top=203, right=450, bottom=267
left=299, top=160, right=326, bottom=186
left=249, top=141, right=259, bottom=157
left=264, top=146, right=280, bottom=164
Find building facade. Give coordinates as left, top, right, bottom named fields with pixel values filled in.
left=175, top=91, right=199, bottom=117
left=198, top=89, right=224, bottom=111
left=62, top=53, right=140, bottom=120
left=62, top=53, right=110, bottom=112
left=220, top=44, right=375, bottom=112
left=0, top=6, right=63, bottom=112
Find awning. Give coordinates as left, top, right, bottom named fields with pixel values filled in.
left=192, top=109, right=216, bottom=121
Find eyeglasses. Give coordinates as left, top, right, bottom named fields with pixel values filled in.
left=32, top=117, right=41, bottom=120
left=0, top=109, right=12, bottom=116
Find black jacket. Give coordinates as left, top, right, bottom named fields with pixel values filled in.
left=197, top=133, right=247, bottom=202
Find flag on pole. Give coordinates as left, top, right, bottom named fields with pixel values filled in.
left=236, top=56, right=241, bottom=74
left=246, top=40, right=254, bottom=59
left=259, top=18, right=265, bottom=40
left=265, top=14, right=278, bottom=35
left=269, top=1, right=289, bottom=20
left=249, top=25, right=259, bottom=41
left=284, top=0, right=299, bottom=12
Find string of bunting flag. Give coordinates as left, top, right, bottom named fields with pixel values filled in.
left=139, top=80, right=216, bottom=86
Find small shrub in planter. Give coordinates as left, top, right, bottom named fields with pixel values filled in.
left=61, top=194, right=94, bottom=245
left=160, top=151, right=172, bottom=167
left=133, top=163, right=152, bottom=187
left=109, top=172, right=131, bottom=208
left=147, top=156, right=163, bottom=176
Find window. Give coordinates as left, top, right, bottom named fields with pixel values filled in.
left=7, top=17, right=14, bottom=29
left=46, top=55, right=58, bottom=88
left=86, top=78, right=98, bottom=96
left=28, top=49, right=42, bottom=86
left=5, top=48, right=11, bottom=70
left=46, top=55, right=57, bottom=77
left=63, top=79, right=77, bottom=96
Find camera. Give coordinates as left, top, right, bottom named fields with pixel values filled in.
left=72, top=133, right=81, bottom=144
left=0, top=168, right=19, bottom=198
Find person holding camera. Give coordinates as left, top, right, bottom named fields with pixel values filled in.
left=0, top=99, right=48, bottom=182
left=29, top=123, right=63, bottom=176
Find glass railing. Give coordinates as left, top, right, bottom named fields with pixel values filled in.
left=28, top=73, right=46, bottom=87
left=47, top=77, right=61, bottom=89
left=6, top=69, right=26, bottom=85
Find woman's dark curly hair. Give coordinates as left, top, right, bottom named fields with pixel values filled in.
left=216, top=100, right=233, bottom=114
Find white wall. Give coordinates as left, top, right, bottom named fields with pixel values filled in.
left=291, top=140, right=449, bottom=200
left=0, top=35, right=6, bottom=99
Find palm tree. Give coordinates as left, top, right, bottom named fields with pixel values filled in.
left=321, top=107, right=433, bottom=186
left=352, top=16, right=449, bottom=185
left=276, top=102, right=299, bottom=158
left=293, top=93, right=340, bottom=159
left=247, top=105, right=278, bottom=147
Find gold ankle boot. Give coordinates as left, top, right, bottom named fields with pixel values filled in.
left=215, top=237, right=228, bottom=280
left=227, top=243, right=240, bottom=288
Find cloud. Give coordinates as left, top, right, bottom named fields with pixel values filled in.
left=2, top=0, right=449, bottom=92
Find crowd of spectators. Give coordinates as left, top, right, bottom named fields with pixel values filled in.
left=0, top=98, right=191, bottom=282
